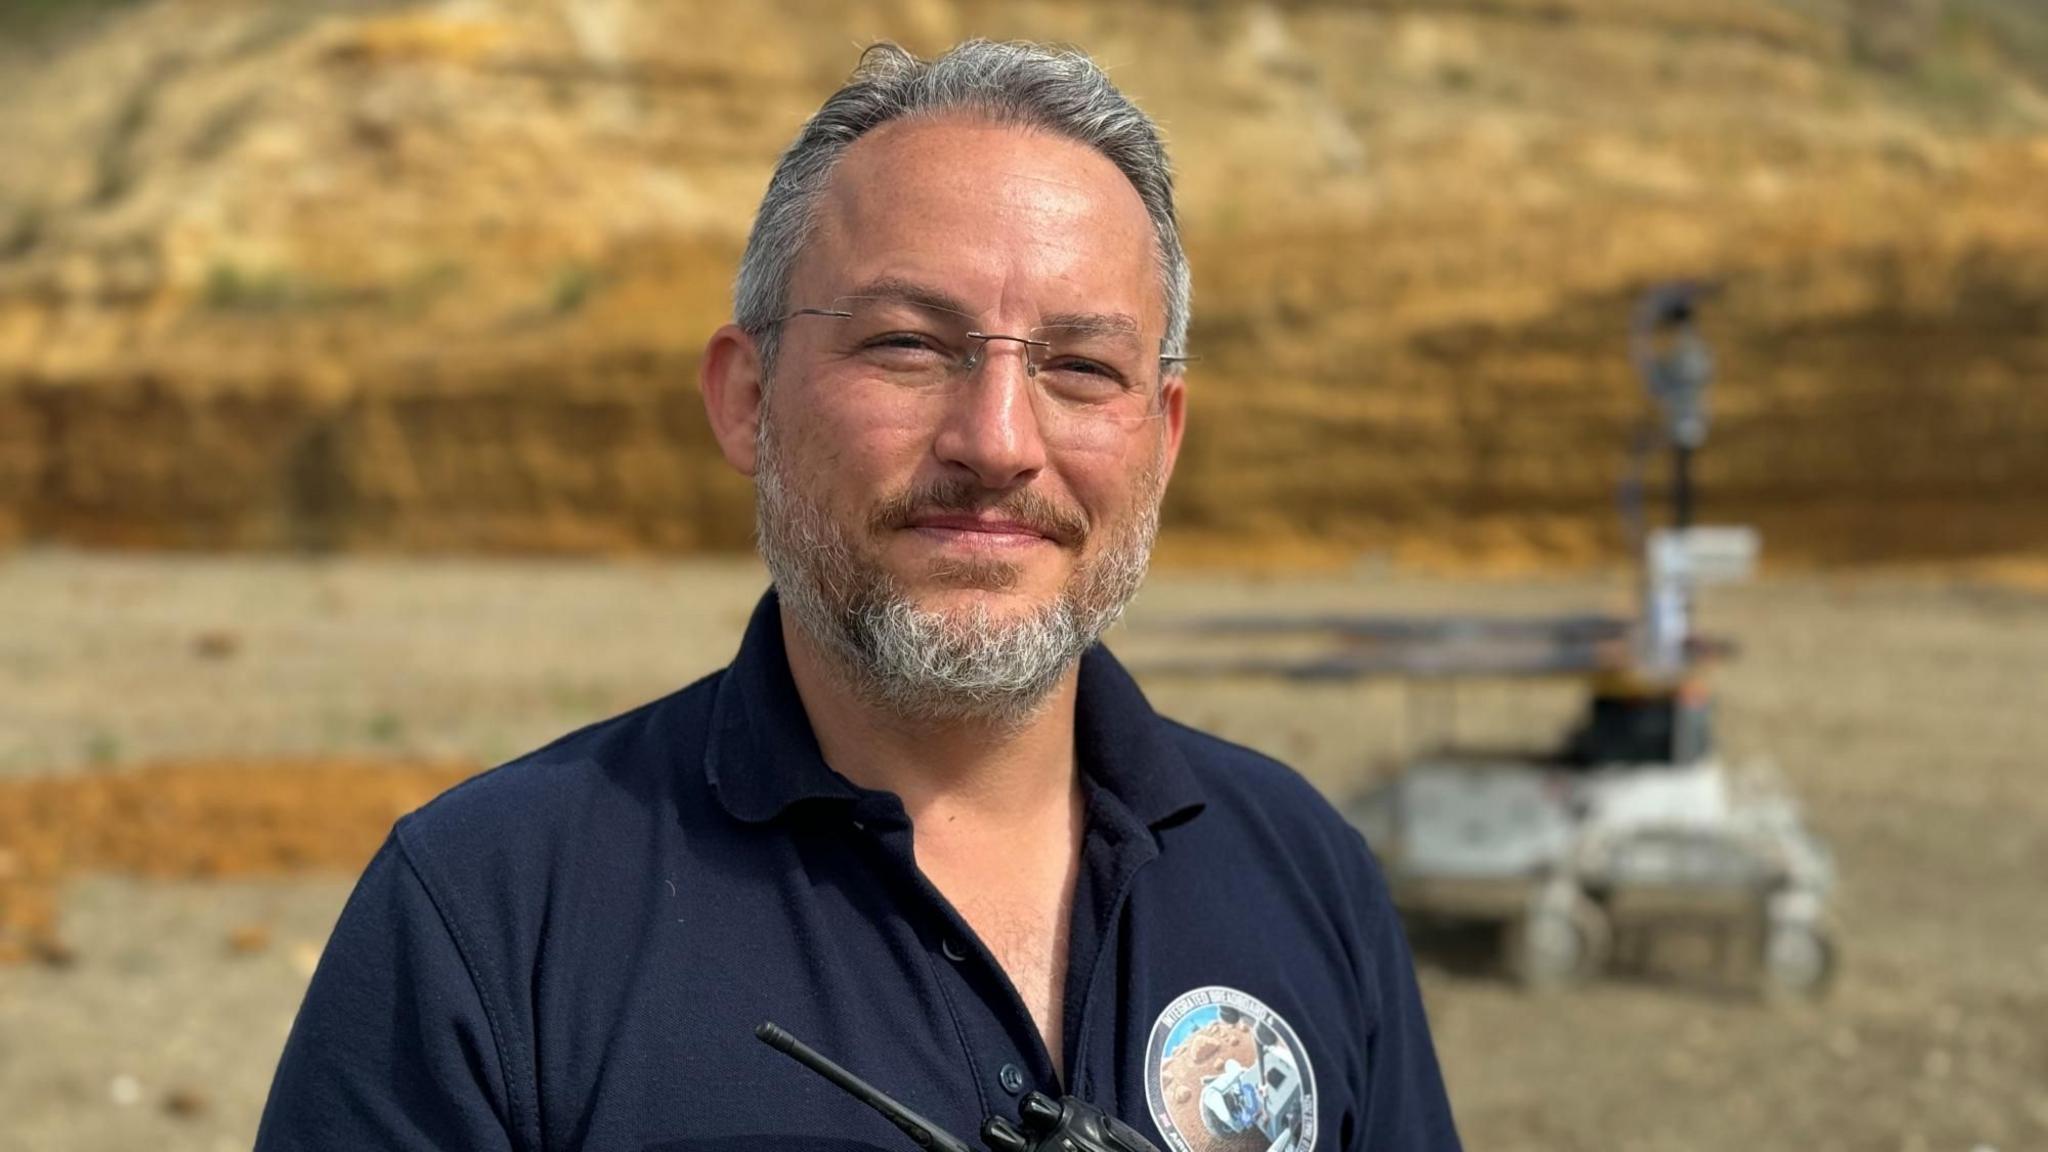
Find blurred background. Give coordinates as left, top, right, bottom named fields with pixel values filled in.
left=1, top=1, right=2044, bottom=1149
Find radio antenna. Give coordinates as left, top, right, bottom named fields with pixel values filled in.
left=755, top=1022, right=978, bottom=1152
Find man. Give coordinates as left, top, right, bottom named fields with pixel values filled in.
left=257, top=40, right=1460, bottom=1152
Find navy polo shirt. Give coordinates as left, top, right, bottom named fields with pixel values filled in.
left=256, top=591, right=1459, bottom=1152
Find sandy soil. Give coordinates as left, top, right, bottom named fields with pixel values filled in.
left=2, top=551, right=2045, bottom=1151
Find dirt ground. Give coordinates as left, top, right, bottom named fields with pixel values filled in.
left=2, top=550, right=2045, bottom=1151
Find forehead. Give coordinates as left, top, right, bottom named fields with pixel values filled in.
left=798, top=114, right=1161, bottom=323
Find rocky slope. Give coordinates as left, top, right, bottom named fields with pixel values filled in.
left=1, top=0, right=2044, bottom=566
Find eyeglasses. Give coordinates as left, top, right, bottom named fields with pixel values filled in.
left=763, top=295, right=1187, bottom=449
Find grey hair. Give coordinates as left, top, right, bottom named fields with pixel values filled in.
left=734, top=40, right=1192, bottom=379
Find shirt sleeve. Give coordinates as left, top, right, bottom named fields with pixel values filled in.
left=1352, top=832, right=1463, bottom=1152
left=255, top=833, right=522, bottom=1152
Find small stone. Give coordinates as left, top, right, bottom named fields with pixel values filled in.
left=110, top=1074, right=142, bottom=1108
left=192, top=630, right=241, bottom=660
left=32, top=936, right=79, bottom=969
left=163, top=1087, right=209, bottom=1119
left=226, top=924, right=271, bottom=956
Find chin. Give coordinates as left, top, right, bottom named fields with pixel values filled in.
left=902, top=578, right=1059, bottom=619
left=887, top=544, right=1059, bottom=597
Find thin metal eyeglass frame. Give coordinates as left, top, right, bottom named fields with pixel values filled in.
left=760, top=301, right=1193, bottom=381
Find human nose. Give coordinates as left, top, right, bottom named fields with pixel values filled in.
left=931, top=338, right=1049, bottom=488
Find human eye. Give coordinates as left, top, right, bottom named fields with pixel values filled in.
left=852, top=330, right=958, bottom=384
left=844, top=302, right=963, bottom=373
left=1041, top=356, right=1127, bottom=387
left=1040, top=363, right=1140, bottom=409
left=1035, top=344, right=1137, bottom=403
left=862, top=329, right=950, bottom=355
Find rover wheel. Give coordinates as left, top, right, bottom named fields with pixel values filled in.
left=1505, top=887, right=1610, bottom=989
left=1761, top=922, right=1835, bottom=999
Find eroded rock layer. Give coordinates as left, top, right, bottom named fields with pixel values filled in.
left=2, top=0, right=2044, bottom=567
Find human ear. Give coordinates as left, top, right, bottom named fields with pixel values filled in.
left=1156, top=372, right=1188, bottom=485
left=699, top=324, right=765, bottom=477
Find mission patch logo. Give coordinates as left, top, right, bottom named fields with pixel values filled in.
left=1142, top=985, right=1316, bottom=1152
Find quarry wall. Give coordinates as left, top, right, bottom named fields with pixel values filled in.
left=2, top=0, right=2044, bottom=567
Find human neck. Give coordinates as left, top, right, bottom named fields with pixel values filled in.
left=779, top=605, right=1081, bottom=827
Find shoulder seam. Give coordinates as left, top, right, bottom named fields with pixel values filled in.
left=393, top=825, right=537, bottom=1152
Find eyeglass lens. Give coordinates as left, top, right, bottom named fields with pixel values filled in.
left=792, top=295, right=1168, bottom=446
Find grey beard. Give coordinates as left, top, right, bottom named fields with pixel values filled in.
left=753, top=421, right=1161, bottom=729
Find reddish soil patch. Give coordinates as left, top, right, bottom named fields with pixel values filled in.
left=0, top=759, right=476, bottom=962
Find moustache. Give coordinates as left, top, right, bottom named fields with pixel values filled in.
left=869, top=480, right=1091, bottom=549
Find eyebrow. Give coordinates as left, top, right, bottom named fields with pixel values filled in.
left=843, top=276, right=1141, bottom=335
left=1039, top=310, right=1140, bottom=336
left=844, top=276, right=976, bottom=316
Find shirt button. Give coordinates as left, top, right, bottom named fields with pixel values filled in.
left=998, top=1063, right=1026, bottom=1095
left=941, top=937, right=967, bottom=962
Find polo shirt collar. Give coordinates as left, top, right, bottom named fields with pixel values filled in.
left=1073, top=624, right=1207, bottom=828
left=703, top=590, right=1206, bottom=829
left=703, top=591, right=864, bottom=823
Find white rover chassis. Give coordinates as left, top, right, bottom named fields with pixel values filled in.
left=1350, top=754, right=1835, bottom=995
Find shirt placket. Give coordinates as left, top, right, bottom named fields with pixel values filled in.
left=1058, top=781, right=1160, bottom=1111
left=843, top=798, right=1068, bottom=1126
left=844, top=781, right=1165, bottom=1134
